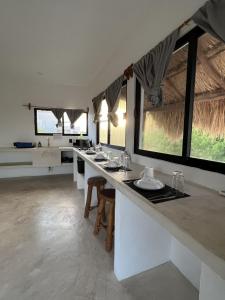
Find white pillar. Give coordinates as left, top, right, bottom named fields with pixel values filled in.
left=199, top=263, right=225, bottom=300
left=114, top=190, right=171, bottom=281
left=170, top=238, right=201, bottom=290
left=73, top=151, right=77, bottom=182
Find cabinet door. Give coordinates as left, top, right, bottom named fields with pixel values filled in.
left=32, top=149, right=61, bottom=167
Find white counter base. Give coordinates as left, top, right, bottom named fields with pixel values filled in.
left=199, top=264, right=225, bottom=300
left=74, top=149, right=225, bottom=299
left=0, top=146, right=73, bottom=178
left=114, top=190, right=171, bottom=280
left=115, top=191, right=225, bottom=299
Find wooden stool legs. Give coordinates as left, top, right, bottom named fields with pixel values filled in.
left=105, top=200, right=115, bottom=252
left=84, top=177, right=106, bottom=219
left=93, top=189, right=115, bottom=252
left=84, top=184, right=93, bottom=218
left=93, top=195, right=105, bottom=235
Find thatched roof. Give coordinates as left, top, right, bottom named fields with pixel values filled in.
left=144, top=32, right=225, bottom=139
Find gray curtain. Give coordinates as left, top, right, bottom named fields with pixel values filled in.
left=192, top=0, right=225, bottom=43
left=133, top=29, right=179, bottom=107
left=92, top=92, right=105, bottom=123
left=66, top=109, right=84, bottom=129
left=52, top=108, right=64, bottom=127
left=105, top=75, right=124, bottom=127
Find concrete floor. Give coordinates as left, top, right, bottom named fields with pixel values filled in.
left=0, top=175, right=198, bottom=300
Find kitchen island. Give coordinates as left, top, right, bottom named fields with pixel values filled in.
left=73, top=148, right=225, bottom=300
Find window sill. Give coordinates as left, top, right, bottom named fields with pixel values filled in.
left=35, top=133, right=88, bottom=136
left=101, top=143, right=125, bottom=151
left=134, top=148, right=225, bottom=175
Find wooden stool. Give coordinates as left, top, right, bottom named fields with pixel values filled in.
left=94, top=189, right=115, bottom=252
left=84, top=176, right=107, bottom=218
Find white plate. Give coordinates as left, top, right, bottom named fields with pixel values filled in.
left=134, top=178, right=165, bottom=190
left=104, top=163, right=121, bottom=169
left=96, top=155, right=106, bottom=160
left=86, top=150, right=96, bottom=154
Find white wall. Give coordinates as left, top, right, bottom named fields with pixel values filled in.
left=1, top=0, right=225, bottom=187
left=0, top=77, right=93, bottom=147
left=0, top=76, right=96, bottom=177
left=89, top=0, right=206, bottom=96
left=89, top=0, right=225, bottom=192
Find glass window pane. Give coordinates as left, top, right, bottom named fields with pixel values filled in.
left=99, top=100, right=108, bottom=121
left=110, top=85, right=127, bottom=147
left=63, top=112, right=87, bottom=135
left=139, top=43, right=188, bottom=155
left=191, top=33, right=225, bottom=163
left=99, top=100, right=108, bottom=143
left=36, top=110, right=62, bottom=134
left=99, top=121, right=108, bottom=143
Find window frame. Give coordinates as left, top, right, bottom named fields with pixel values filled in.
left=96, top=80, right=127, bottom=150
left=134, top=26, right=225, bottom=175
left=34, top=108, right=88, bottom=136
left=62, top=111, right=88, bottom=137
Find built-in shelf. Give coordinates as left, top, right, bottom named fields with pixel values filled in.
left=0, top=162, right=33, bottom=168
left=61, top=162, right=73, bottom=166
left=0, top=147, right=74, bottom=169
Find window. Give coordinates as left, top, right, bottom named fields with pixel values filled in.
left=110, top=85, right=127, bottom=147
left=99, top=100, right=109, bottom=144
left=63, top=112, right=88, bottom=136
left=135, top=27, right=225, bottom=174
left=34, top=109, right=88, bottom=136
left=139, top=43, right=188, bottom=156
left=190, top=32, right=225, bottom=163
left=35, top=109, right=62, bottom=135
left=97, top=82, right=127, bottom=149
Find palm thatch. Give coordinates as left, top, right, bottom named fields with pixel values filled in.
left=144, top=32, right=225, bottom=140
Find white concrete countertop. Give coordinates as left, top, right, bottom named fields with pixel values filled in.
left=58, top=146, right=74, bottom=151
left=0, top=146, right=73, bottom=152
left=73, top=148, right=225, bottom=281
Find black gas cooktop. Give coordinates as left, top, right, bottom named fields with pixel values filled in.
left=123, top=179, right=189, bottom=204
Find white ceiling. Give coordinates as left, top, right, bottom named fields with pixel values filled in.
left=0, top=0, right=157, bottom=87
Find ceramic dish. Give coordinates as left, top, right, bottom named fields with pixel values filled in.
left=104, top=161, right=121, bottom=168
left=104, top=166, right=121, bottom=171
left=104, top=162, right=121, bottom=171
left=95, top=153, right=106, bottom=160
left=86, top=150, right=96, bottom=155
left=134, top=178, right=165, bottom=190
left=94, top=158, right=107, bottom=162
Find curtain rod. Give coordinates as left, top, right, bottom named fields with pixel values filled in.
left=22, top=102, right=89, bottom=113
left=123, top=17, right=192, bottom=81
left=178, top=17, right=192, bottom=30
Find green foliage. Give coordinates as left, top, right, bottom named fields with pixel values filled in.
left=191, top=129, right=225, bottom=162
left=142, top=128, right=225, bottom=162
left=142, top=128, right=183, bottom=156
